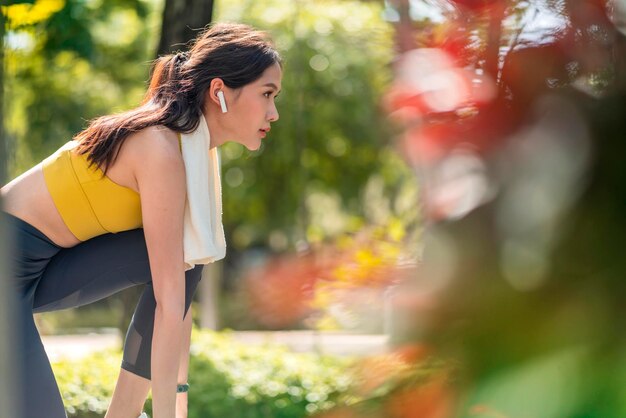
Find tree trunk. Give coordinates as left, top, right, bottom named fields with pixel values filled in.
left=389, top=0, right=414, bottom=53
left=157, top=0, right=215, bottom=55
left=485, top=1, right=505, bottom=86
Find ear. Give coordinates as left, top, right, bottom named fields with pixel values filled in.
left=207, top=78, right=226, bottom=108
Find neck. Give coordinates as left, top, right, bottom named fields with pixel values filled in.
left=203, top=108, right=227, bottom=150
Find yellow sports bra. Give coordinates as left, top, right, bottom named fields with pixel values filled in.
left=42, top=136, right=182, bottom=241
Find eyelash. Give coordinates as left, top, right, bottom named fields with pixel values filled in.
left=264, top=92, right=279, bottom=99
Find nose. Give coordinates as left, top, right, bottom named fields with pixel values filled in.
left=267, top=102, right=279, bottom=122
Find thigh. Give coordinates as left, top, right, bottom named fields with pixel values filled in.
left=2, top=212, right=67, bottom=416
left=2, top=211, right=62, bottom=299
left=15, top=298, right=68, bottom=418
left=33, top=229, right=153, bottom=313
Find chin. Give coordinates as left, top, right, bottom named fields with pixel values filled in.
left=243, top=139, right=262, bottom=151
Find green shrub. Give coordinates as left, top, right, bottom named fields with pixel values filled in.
left=52, top=349, right=120, bottom=418
left=182, top=330, right=354, bottom=418
left=52, top=329, right=355, bottom=418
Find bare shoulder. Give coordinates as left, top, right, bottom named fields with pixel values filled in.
left=126, top=126, right=185, bottom=195
left=126, top=125, right=181, bottom=162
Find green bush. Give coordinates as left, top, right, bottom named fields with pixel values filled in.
left=52, top=349, right=120, bottom=418
left=52, top=329, right=355, bottom=418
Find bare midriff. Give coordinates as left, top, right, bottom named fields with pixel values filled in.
left=1, top=140, right=140, bottom=249
left=1, top=163, right=83, bottom=248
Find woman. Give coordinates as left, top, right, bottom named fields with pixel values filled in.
left=0, top=22, right=282, bottom=418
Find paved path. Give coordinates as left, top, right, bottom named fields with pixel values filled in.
left=42, top=333, right=122, bottom=362
left=42, top=330, right=389, bottom=361
left=229, top=330, right=389, bottom=356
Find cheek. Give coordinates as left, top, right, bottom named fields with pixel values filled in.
left=230, top=96, right=266, bottom=130
left=236, top=100, right=257, bottom=116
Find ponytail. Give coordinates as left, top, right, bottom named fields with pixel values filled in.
left=74, top=53, right=180, bottom=175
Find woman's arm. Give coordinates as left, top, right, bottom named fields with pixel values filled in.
left=134, top=127, right=188, bottom=418
left=176, top=311, right=193, bottom=418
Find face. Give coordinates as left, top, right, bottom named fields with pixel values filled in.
left=214, top=62, right=282, bottom=151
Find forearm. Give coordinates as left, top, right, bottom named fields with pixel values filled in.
left=151, top=305, right=184, bottom=418
left=177, top=309, right=193, bottom=383
left=176, top=310, right=193, bottom=418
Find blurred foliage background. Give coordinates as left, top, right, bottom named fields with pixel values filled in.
left=3, top=0, right=626, bottom=417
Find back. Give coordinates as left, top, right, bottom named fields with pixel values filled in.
left=42, top=140, right=143, bottom=241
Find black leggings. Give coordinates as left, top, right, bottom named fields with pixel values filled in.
left=3, top=211, right=204, bottom=418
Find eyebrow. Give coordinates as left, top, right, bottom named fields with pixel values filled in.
left=262, top=83, right=281, bottom=93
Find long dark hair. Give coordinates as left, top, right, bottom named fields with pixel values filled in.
left=74, top=22, right=282, bottom=174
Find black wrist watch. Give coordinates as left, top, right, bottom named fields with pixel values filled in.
left=177, top=383, right=189, bottom=393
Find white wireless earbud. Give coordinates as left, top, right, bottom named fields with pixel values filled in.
left=216, top=90, right=228, bottom=113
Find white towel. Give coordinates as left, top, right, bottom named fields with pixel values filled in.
left=180, top=113, right=226, bottom=271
